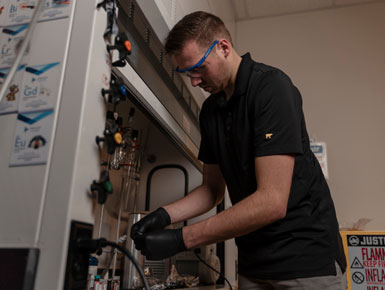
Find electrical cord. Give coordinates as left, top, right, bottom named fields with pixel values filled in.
left=194, top=251, right=233, bottom=290
left=77, top=238, right=150, bottom=290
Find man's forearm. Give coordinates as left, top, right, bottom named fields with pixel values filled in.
left=181, top=155, right=294, bottom=249
left=182, top=187, right=288, bottom=249
left=163, top=184, right=222, bottom=224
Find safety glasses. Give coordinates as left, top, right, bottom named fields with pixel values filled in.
left=175, top=40, right=219, bottom=75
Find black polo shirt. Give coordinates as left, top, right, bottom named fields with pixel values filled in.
left=198, top=53, right=346, bottom=280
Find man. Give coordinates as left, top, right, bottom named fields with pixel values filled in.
left=131, top=11, right=347, bottom=289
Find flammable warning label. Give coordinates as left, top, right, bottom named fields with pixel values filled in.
left=341, top=231, right=385, bottom=290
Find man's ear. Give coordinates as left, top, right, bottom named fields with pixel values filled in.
left=218, top=39, right=231, bottom=58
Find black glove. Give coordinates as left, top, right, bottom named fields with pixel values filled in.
left=130, top=207, right=171, bottom=239
left=134, top=228, right=186, bottom=260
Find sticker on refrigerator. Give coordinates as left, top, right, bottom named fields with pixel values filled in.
left=9, top=109, right=54, bottom=166
left=3, top=0, right=36, bottom=26
left=18, top=61, right=61, bottom=112
left=0, top=0, right=10, bottom=27
left=0, top=64, right=25, bottom=114
left=0, top=24, right=28, bottom=67
left=310, top=141, right=329, bottom=179
left=40, top=0, right=72, bottom=21
left=3, top=0, right=72, bottom=26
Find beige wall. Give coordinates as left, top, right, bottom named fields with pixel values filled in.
left=236, top=2, right=385, bottom=230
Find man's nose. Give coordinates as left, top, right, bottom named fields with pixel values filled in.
left=190, top=76, right=202, bottom=87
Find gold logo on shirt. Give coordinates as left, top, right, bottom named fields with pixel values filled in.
left=265, top=133, right=273, bottom=140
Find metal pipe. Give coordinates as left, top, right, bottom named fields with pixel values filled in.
left=97, top=205, right=105, bottom=238
left=97, top=154, right=111, bottom=238
left=112, top=176, right=126, bottom=277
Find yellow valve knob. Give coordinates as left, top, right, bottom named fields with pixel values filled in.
left=114, top=132, right=122, bottom=145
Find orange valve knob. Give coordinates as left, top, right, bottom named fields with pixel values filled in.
left=107, top=32, right=131, bottom=67
left=124, top=40, right=131, bottom=53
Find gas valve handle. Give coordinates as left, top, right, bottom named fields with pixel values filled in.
left=91, top=181, right=108, bottom=204
left=90, top=170, right=113, bottom=204
left=101, top=78, right=128, bottom=104
left=107, top=32, right=131, bottom=67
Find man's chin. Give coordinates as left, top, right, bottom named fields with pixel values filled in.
left=202, top=86, right=218, bottom=94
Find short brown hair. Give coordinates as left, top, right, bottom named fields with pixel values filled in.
left=165, top=11, right=232, bottom=55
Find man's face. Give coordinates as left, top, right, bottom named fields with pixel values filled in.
left=172, top=40, right=228, bottom=94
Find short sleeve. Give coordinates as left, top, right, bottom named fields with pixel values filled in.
left=198, top=101, right=218, bottom=164
left=252, top=70, right=304, bottom=157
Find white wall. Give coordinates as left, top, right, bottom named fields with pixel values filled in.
left=142, top=0, right=236, bottom=41
left=236, top=2, right=385, bottom=230
left=173, top=0, right=236, bottom=38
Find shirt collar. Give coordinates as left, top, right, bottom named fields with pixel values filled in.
left=232, top=52, right=254, bottom=98
left=212, top=53, right=253, bottom=108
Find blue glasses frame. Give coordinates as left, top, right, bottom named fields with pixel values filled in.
left=175, top=40, right=219, bottom=73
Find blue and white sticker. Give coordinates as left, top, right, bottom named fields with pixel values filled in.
left=0, top=64, right=25, bottom=114
left=9, top=109, right=54, bottom=166
left=40, top=0, right=72, bottom=21
left=0, top=24, right=28, bottom=67
left=310, top=141, right=329, bottom=179
left=3, top=0, right=72, bottom=26
left=18, top=61, right=61, bottom=113
left=3, top=0, right=36, bottom=26
left=0, top=1, right=10, bottom=28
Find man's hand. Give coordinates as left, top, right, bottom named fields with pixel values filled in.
left=130, top=208, right=171, bottom=239
left=133, top=228, right=186, bottom=260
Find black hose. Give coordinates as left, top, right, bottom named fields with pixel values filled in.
left=104, top=240, right=150, bottom=290
left=77, top=238, right=150, bottom=290
left=195, top=251, right=233, bottom=290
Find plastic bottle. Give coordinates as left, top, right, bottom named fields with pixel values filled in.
left=94, top=275, right=101, bottom=290
left=87, top=256, right=99, bottom=290
left=112, top=276, right=120, bottom=290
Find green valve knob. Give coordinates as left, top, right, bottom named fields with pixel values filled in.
left=103, top=181, right=113, bottom=193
